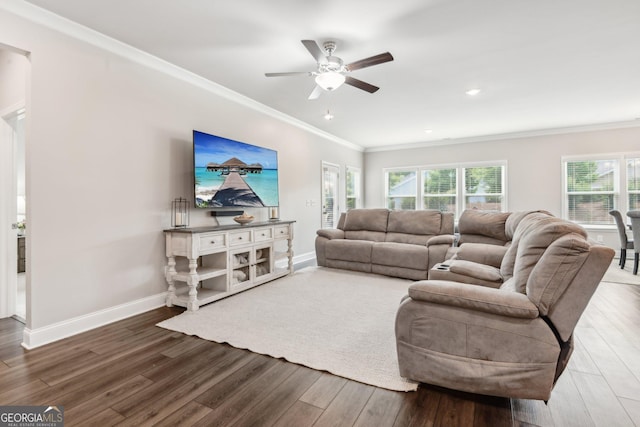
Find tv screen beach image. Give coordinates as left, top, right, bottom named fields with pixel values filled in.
left=194, top=131, right=279, bottom=208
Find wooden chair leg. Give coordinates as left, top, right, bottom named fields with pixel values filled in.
left=634, top=253, right=639, bottom=275
left=621, top=249, right=626, bottom=269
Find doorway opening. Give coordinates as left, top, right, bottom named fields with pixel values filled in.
left=1, top=45, right=29, bottom=323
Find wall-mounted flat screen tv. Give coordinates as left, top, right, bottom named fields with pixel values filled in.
left=193, top=130, right=279, bottom=208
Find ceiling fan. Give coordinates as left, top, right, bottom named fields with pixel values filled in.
left=265, top=40, right=394, bottom=100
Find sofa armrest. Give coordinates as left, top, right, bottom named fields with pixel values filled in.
left=455, top=243, right=508, bottom=268
left=449, top=260, right=503, bottom=282
left=316, top=229, right=345, bottom=240
left=407, top=280, right=539, bottom=319
left=426, top=235, right=455, bottom=269
left=426, top=234, right=455, bottom=247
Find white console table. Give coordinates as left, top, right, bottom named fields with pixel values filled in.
left=164, top=220, right=295, bottom=311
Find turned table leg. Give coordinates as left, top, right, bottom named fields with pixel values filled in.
left=187, top=258, right=199, bottom=311
left=165, top=255, right=176, bottom=307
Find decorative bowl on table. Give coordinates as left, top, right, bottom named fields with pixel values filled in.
left=233, top=213, right=254, bottom=225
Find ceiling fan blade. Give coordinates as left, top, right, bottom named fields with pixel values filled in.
left=345, top=52, right=394, bottom=71
left=301, top=40, right=325, bottom=63
left=344, top=76, right=379, bottom=93
left=308, top=85, right=323, bottom=100
left=265, top=71, right=312, bottom=77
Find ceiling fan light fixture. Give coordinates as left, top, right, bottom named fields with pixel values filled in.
left=315, top=72, right=345, bottom=91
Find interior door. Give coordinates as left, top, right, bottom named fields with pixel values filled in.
left=322, top=162, right=340, bottom=229
left=0, top=114, right=18, bottom=318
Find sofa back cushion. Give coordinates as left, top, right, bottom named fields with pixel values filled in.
left=458, top=210, right=511, bottom=246
left=343, top=208, right=389, bottom=242
left=500, top=213, right=588, bottom=294
left=504, top=210, right=553, bottom=241
left=526, top=233, right=590, bottom=315
left=384, top=210, right=453, bottom=245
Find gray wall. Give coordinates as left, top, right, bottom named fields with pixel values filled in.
left=364, top=126, right=640, bottom=249
left=1, top=7, right=362, bottom=331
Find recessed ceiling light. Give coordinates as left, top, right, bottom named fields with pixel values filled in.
left=466, top=88, right=481, bottom=96
left=424, top=129, right=433, bottom=134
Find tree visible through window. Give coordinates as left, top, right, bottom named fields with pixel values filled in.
left=565, top=159, right=617, bottom=225
left=386, top=170, right=416, bottom=209
left=464, top=166, right=504, bottom=211
left=423, top=168, right=456, bottom=212
left=384, top=163, right=506, bottom=217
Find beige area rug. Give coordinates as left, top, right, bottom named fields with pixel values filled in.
left=602, top=260, right=640, bottom=285
left=157, top=266, right=419, bottom=392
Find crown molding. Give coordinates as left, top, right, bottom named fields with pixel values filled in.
left=365, top=120, right=640, bottom=153
left=1, top=1, right=364, bottom=152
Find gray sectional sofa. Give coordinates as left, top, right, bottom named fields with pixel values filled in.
left=395, top=210, right=614, bottom=400
left=316, top=207, right=614, bottom=400
left=315, top=209, right=454, bottom=280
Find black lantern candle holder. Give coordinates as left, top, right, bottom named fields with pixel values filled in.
left=171, top=197, right=189, bottom=228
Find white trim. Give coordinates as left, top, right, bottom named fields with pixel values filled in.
left=0, top=101, right=26, bottom=119
left=0, top=1, right=363, bottom=153
left=365, top=120, right=640, bottom=153
left=345, top=165, right=362, bottom=209
left=21, top=292, right=167, bottom=349
left=321, top=162, right=341, bottom=229
left=295, top=251, right=316, bottom=265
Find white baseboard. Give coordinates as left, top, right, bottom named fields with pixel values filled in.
left=21, top=253, right=317, bottom=349
left=275, top=251, right=316, bottom=269
left=22, top=292, right=167, bottom=349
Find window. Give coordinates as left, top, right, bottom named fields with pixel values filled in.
left=384, top=162, right=506, bottom=217
left=463, top=166, right=505, bottom=211
left=346, top=166, right=362, bottom=209
left=385, top=169, right=417, bottom=210
left=422, top=168, right=457, bottom=212
left=628, top=157, right=640, bottom=211
left=563, top=158, right=618, bottom=225
left=321, top=162, right=340, bottom=229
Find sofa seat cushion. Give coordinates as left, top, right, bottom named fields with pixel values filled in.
left=385, top=232, right=435, bottom=246
left=345, top=230, right=387, bottom=242
left=371, top=242, right=428, bottom=270
left=325, top=240, right=373, bottom=263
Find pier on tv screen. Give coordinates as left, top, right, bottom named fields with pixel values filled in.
left=193, top=130, right=279, bottom=208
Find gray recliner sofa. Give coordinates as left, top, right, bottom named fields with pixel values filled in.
left=429, top=209, right=550, bottom=287
left=395, top=211, right=614, bottom=400
left=315, top=208, right=455, bottom=280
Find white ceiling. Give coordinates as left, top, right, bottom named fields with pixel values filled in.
left=22, top=0, right=640, bottom=150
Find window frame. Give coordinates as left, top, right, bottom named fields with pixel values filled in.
left=562, top=154, right=619, bottom=226
left=384, top=160, right=507, bottom=218
left=384, top=167, right=418, bottom=210
left=345, top=165, right=362, bottom=210
left=627, top=156, right=640, bottom=212
left=561, top=152, right=640, bottom=227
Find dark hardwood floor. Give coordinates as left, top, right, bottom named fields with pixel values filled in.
left=1, top=280, right=639, bottom=426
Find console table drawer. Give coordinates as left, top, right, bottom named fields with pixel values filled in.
left=274, top=225, right=290, bottom=238
left=199, top=233, right=226, bottom=252
left=254, top=227, right=273, bottom=242
left=230, top=230, right=252, bottom=246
